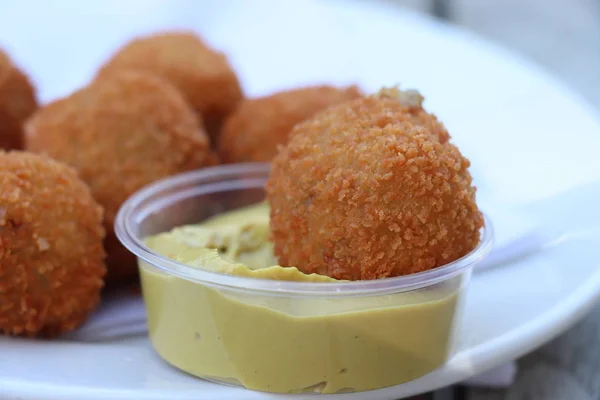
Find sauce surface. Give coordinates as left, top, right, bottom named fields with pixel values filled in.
left=141, top=203, right=464, bottom=393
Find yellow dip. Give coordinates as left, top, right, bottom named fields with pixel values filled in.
left=141, top=202, right=464, bottom=394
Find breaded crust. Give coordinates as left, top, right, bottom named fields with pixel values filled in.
left=218, top=85, right=362, bottom=162
left=0, top=151, right=106, bottom=337
left=25, top=71, right=218, bottom=283
left=98, top=31, right=243, bottom=141
left=0, top=50, right=38, bottom=150
left=266, top=89, right=483, bottom=280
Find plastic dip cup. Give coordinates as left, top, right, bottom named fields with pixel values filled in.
left=115, top=163, right=493, bottom=394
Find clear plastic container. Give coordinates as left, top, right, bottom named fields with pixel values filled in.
left=115, top=163, right=493, bottom=394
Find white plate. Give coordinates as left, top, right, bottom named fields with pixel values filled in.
left=1, top=1, right=600, bottom=399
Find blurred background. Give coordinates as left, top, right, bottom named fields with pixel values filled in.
left=389, top=0, right=600, bottom=110
left=2, top=0, right=599, bottom=109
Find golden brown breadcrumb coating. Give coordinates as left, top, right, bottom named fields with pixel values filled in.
left=25, top=71, right=217, bottom=284
left=218, top=85, right=362, bottom=163
left=98, top=31, right=243, bottom=141
left=0, top=50, right=38, bottom=150
left=0, top=151, right=105, bottom=337
left=266, top=88, right=483, bottom=281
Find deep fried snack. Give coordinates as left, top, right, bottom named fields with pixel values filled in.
left=218, top=85, right=362, bottom=163
left=0, top=151, right=105, bottom=337
left=266, top=88, right=483, bottom=281
left=0, top=49, right=38, bottom=150
left=25, top=71, right=217, bottom=284
left=98, top=31, right=243, bottom=140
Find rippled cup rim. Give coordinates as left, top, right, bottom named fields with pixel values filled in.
left=115, top=163, right=493, bottom=297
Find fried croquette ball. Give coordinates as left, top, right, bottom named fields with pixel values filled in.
left=98, top=31, right=243, bottom=140
left=218, top=85, right=363, bottom=163
left=0, top=151, right=105, bottom=337
left=266, top=88, right=483, bottom=281
left=0, top=50, right=38, bottom=150
left=25, top=71, right=217, bottom=284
